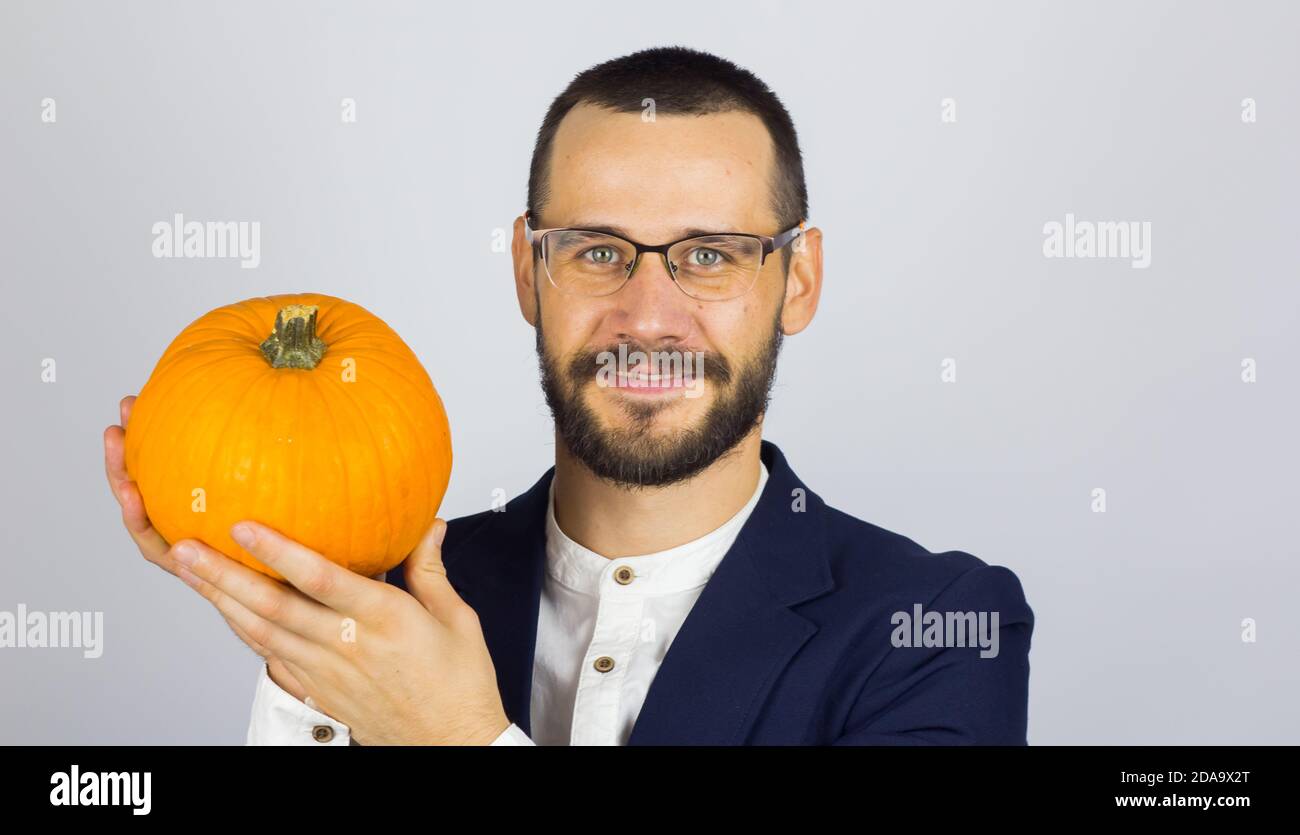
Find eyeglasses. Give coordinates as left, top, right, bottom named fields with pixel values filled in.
left=524, top=211, right=805, bottom=302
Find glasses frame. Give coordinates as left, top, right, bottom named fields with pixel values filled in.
left=523, top=210, right=806, bottom=301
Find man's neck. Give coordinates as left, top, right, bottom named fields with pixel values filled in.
left=551, top=426, right=765, bottom=559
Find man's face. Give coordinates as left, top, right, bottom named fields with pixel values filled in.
left=530, top=103, right=790, bottom=488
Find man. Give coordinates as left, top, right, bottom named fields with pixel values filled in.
left=103, top=46, right=1033, bottom=745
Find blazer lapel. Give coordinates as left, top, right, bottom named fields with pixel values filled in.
left=627, top=441, right=835, bottom=745
left=436, top=440, right=834, bottom=744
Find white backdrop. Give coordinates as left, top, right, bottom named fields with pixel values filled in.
left=1, top=0, right=1296, bottom=743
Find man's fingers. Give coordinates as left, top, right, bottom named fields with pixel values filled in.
left=230, top=521, right=382, bottom=615
left=106, top=394, right=139, bottom=502
left=119, top=483, right=170, bottom=563
left=104, top=424, right=170, bottom=564
left=196, top=573, right=283, bottom=664
left=404, top=519, right=470, bottom=623
left=221, top=619, right=311, bottom=708
left=173, top=553, right=322, bottom=667
left=224, top=616, right=271, bottom=658
left=171, top=539, right=342, bottom=646
left=179, top=567, right=314, bottom=704
left=103, top=425, right=129, bottom=505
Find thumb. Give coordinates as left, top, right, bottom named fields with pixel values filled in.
left=403, top=518, right=463, bottom=619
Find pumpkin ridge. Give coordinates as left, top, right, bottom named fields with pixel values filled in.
left=128, top=338, right=247, bottom=457
left=137, top=340, right=263, bottom=431
left=170, top=319, right=267, bottom=342
left=329, top=350, right=438, bottom=523
left=154, top=343, right=264, bottom=367
left=319, top=363, right=399, bottom=568
left=192, top=364, right=282, bottom=568
left=178, top=306, right=269, bottom=346
left=339, top=348, right=440, bottom=413
left=306, top=369, right=355, bottom=567
left=144, top=361, right=265, bottom=553
left=160, top=329, right=263, bottom=353
left=246, top=364, right=299, bottom=578
left=335, top=350, right=437, bottom=561
left=132, top=347, right=265, bottom=467
left=287, top=370, right=305, bottom=570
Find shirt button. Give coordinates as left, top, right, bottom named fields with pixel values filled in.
left=613, top=566, right=635, bottom=585
left=311, top=725, right=335, bottom=743
left=593, top=655, right=616, bottom=673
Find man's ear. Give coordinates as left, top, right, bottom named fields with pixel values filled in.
left=512, top=214, right=539, bottom=327
left=780, top=226, right=824, bottom=336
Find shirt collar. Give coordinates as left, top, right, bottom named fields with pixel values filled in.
left=544, top=460, right=770, bottom=597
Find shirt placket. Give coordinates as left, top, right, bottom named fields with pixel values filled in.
left=568, top=565, right=646, bottom=746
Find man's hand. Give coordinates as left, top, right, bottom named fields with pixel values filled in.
left=105, top=394, right=504, bottom=744
left=169, top=518, right=510, bottom=746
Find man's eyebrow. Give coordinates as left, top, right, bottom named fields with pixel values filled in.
left=567, top=221, right=744, bottom=240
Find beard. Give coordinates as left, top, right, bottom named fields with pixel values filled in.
left=536, top=312, right=784, bottom=489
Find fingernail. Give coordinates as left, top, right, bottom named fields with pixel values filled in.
left=231, top=523, right=256, bottom=548
left=434, top=520, right=447, bottom=547
left=173, top=543, right=197, bottom=567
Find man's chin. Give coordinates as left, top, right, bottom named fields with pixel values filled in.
left=556, top=384, right=760, bottom=488
left=566, top=427, right=717, bottom=488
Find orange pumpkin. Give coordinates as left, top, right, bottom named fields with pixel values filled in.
left=125, top=293, right=452, bottom=582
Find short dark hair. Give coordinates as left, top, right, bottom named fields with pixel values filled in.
left=527, top=46, right=808, bottom=239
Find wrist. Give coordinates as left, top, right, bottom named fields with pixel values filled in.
left=461, top=710, right=511, bottom=746
left=425, top=704, right=510, bottom=746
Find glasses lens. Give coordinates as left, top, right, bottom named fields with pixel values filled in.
left=667, top=236, right=763, bottom=301
left=544, top=231, right=637, bottom=297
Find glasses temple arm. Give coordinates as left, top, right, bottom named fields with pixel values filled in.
left=770, top=221, right=806, bottom=253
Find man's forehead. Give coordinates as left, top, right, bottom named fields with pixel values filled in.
left=543, top=103, right=779, bottom=233
left=549, top=103, right=773, bottom=174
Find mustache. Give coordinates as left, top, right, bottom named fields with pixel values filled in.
left=565, top=343, right=733, bottom=387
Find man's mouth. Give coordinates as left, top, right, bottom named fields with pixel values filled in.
left=612, top=370, right=693, bottom=393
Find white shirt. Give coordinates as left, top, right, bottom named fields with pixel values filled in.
left=246, top=461, right=769, bottom=746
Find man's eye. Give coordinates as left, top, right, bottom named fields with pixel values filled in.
left=688, top=247, right=727, bottom=267
left=583, top=246, right=619, bottom=264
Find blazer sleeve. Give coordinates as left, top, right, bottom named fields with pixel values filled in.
left=831, top=563, right=1034, bottom=746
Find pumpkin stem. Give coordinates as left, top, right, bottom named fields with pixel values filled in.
left=260, top=304, right=327, bottom=370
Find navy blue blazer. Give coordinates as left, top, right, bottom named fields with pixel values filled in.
left=388, top=440, right=1033, bottom=745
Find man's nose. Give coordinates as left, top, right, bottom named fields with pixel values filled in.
left=609, top=252, right=695, bottom=346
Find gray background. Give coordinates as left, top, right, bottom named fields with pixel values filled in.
left=1, top=0, right=1296, bottom=744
